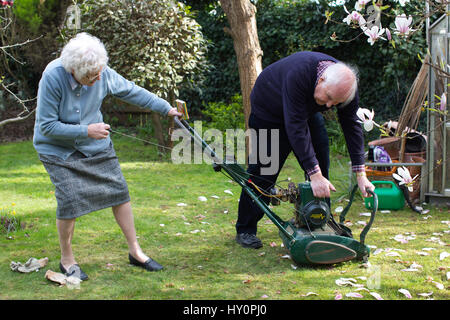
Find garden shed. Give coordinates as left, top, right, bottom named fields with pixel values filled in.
left=425, top=11, right=450, bottom=205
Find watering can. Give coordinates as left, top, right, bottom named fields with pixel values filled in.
left=365, top=180, right=404, bottom=210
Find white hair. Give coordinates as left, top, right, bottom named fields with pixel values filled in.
left=60, top=32, right=108, bottom=80
left=322, top=62, right=358, bottom=107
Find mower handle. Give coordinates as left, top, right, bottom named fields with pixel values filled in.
left=359, top=188, right=377, bottom=246
left=338, top=186, right=377, bottom=246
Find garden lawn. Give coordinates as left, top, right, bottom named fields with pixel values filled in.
left=0, top=135, right=449, bottom=300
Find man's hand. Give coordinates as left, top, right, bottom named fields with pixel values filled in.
left=167, top=107, right=183, bottom=117
left=356, top=173, right=375, bottom=197
left=309, top=171, right=336, bottom=198
left=88, top=122, right=110, bottom=140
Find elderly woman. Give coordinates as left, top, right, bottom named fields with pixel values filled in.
left=33, top=32, right=182, bottom=280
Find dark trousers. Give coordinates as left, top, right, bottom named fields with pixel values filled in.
left=235, top=112, right=330, bottom=235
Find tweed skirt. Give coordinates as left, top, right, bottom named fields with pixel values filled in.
left=39, top=144, right=130, bottom=219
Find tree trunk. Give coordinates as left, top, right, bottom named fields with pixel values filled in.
left=219, top=0, right=263, bottom=130
left=151, top=112, right=166, bottom=154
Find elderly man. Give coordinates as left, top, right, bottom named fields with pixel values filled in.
left=33, top=32, right=182, bottom=279
left=235, top=51, right=375, bottom=249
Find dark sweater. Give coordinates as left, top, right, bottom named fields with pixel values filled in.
left=250, top=51, right=365, bottom=172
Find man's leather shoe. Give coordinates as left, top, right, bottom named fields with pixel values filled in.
left=129, top=253, right=163, bottom=272
left=59, top=262, right=88, bottom=281
left=236, top=233, right=263, bottom=249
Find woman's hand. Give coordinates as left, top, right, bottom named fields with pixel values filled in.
left=167, top=107, right=183, bottom=117
left=88, top=122, right=110, bottom=139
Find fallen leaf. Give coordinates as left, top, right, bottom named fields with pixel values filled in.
left=345, top=292, right=363, bottom=298
left=439, top=252, right=449, bottom=261
left=224, top=190, right=233, bottom=195
left=198, top=196, right=207, bottom=202
left=398, top=288, right=412, bottom=299
left=335, top=278, right=357, bottom=287
left=432, top=281, right=444, bottom=290
left=417, top=292, right=433, bottom=297
left=177, top=203, right=187, bottom=207
left=369, top=292, right=383, bottom=300
left=334, top=206, right=343, bottom=213
left=334, top=292, right=343, bottom=300
left=385, top=252, right=401, bottom=257
left=258, top=252, right=265, bottom=256
left=211, top=195, right=220, bottom=199
left=300, top=292, right=318, bottom=297
left=261, top=294, right=269, bottom=298
left=402, top=268, right=420, bottom=272
left=280, top=254, right=291, bottom=259
left=269, top=242, right=277, bottom=247
left=373, top=248, right=383, bottom=255
left=291, top=264, right=298, bottom=270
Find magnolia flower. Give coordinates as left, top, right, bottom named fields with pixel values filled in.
left=343, top=11, right=364, bottom=26
left=439, top=93, right=447, bottom=111
left=354, top=0, right=370, bottom=11
left=343, top=5, right=366, bottom=27
left=356, top=108, right=375, bottom=131
left=393, top=167, right=418, bottom=192
left=364, top=25, right=385, bottom=45
left=397, top=0, right=410, bottom=6
left=394, top=14, right=414, bottom=36
left=385, top=28, right=392, bottom=41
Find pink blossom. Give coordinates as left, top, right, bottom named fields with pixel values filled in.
left=385, top=28, right=392, bottom=41
left=393, top=167, right=418, bottom=192
left=343, top=11, right=364, bottom=26
left=394, top=14, right=414, bottom=36
left=439, top=93, right=446, bottom=111
left=363, top=26, right=385, bottom=46
left=356, top=108, right=375, bottom=131
left=354, top=0, right=371, bottom=11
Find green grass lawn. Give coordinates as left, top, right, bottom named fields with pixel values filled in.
left=0, top=135, right=449, bottom=300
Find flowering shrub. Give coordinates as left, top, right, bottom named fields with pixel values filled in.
left=0, top=1, right=13, bottom=7
left=327, top=0, right=446, bottom=47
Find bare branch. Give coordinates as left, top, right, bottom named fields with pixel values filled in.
left=0, top=108, right=35, bottom=127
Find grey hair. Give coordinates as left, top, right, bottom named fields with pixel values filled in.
left=60, top=32, right=108, bottom=80
left=322, top=62, right=359, bottom=107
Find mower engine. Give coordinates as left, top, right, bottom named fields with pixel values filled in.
left=270, top=182, right=330, bottom=230
left=269, top=181, right=375, bottom=265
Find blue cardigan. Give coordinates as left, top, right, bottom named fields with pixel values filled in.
left=33, top=58, right=172, bottom=160
left=250, top=51, right=365, bottom=172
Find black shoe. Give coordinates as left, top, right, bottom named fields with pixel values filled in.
left=59, top=262, right=88, bottom=281
left=236, top=233, right=263, bottom=249
left=129, top=253, right=163, bottom=272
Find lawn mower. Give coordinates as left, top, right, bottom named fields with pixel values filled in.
left=174, top=115, right=378, bottom=266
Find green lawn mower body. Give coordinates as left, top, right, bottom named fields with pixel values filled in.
left=175, top=117, right=378, bottom=266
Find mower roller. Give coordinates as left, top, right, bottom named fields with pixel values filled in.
left=174, top=116, right=378, bottom=266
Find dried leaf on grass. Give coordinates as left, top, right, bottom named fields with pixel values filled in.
left=398, top=288, right=412, bottom=299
